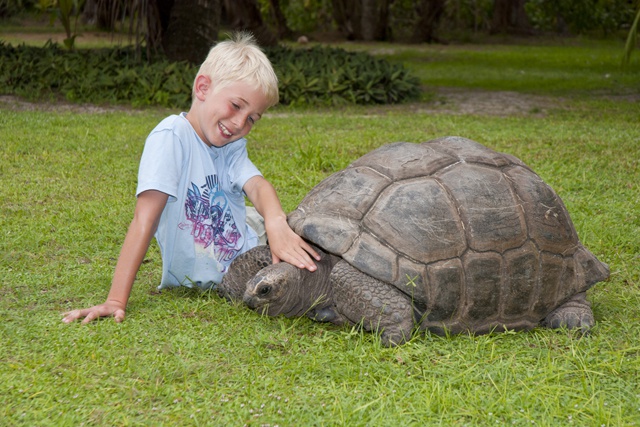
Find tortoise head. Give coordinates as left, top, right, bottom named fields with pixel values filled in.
left=242, top=250, right=336, bottom=318
left=243, top=262, right=308, bottom=317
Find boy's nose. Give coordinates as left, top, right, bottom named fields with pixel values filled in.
left=230, top=114, right=247, bottom=130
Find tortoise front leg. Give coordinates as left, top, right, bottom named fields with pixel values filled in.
left=330, top=260, right=415, bottom=346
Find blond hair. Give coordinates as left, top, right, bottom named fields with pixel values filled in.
left=193, top=32, right=279, bottom=107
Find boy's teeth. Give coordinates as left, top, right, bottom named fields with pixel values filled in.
left=220, top=123, right=232, bottom=136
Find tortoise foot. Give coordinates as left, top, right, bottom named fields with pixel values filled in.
left=542, top=292, right=594, bottom=333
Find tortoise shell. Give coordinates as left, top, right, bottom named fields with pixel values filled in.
left=287, top=137, right=609, bottom=333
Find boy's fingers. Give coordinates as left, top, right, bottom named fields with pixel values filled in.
left=61, top=309, right=83, bottom=323
left=304, top=243, right=321, bottom=261
left=81, top=310, right=99, bottom=324
left=62, top=306, right=123, bottom=324
left=295, top=248, right=317, bottom=271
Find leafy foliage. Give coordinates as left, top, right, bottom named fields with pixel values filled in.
left=36, top=0, right=86, bottom=49
left=623, top=4, right=640, bottom=67
left=258, top=0, right=333, bottom=34
left=0, top=0, right=36, bottom=17
left=526, top=0, right=636, bottom=35
left=0, top=41, right=420, bottom=108
left=0, top=41, right=195, bottom=107
left=268, top=45, right=421, bottom=105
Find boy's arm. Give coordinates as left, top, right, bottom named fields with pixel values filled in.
left=243, top=176, right=319, bottom=271
left=62, top=190, right=169, bottom=324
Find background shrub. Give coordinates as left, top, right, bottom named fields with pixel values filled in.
left=525, top=0, right=636, bottom=35
left=269, top=45, right=421, bottom=105
left=0, top=42, right=421, bottom=108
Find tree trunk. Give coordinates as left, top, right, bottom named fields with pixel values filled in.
left=333, top=0, right=391, bottom=41
left=268, top=0, right=293, bottom=39
left=374, top=0, right=392, bottom=41
left=360, top=0, right=376, bottom=40
left=361, top=0, right=392, bottom=41
left=224, top=0, right=278, bottom=46
left=160, top=0, right=221, bottom=64
left=332, top=0, right=358, bottom=40
left=410, top=0, right=445, bottom=43
left=156, top=0, right=175, bottom=35
left=490, top=0, right=532, bottom=35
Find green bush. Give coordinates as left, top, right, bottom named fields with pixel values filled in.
left=0, top=0, right=37, bottom=18
left=526, top=0, right=636, bottom=35
left=0, top=41, right=195, bottom=107
left=0, top=42, right=421, bottom=108
left=268, top=45, right=421, bottom=105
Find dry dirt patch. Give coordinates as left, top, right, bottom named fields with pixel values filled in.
left=422, top=88, right=563, bottom=116
left=1, top=30, right=132, bottom=47
left=0, top=89, right=564, bottom=117
left=0, top=95, right=143, bottom=114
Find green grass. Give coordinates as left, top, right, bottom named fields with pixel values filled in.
left=339, top=37, right=640, bottom=97
left=0, top=17, right=133, bottom=49
left=1, top=37, right=640, bottom=425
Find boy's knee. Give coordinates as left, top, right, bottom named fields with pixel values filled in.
left=246, top=206, right=267, bottom=245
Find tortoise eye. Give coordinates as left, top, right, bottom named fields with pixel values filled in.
left=258, top=285, right=271, bottom=296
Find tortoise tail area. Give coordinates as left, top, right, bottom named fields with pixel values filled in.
left=576, top=245, right=610, bottom=288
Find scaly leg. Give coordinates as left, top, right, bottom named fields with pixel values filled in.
left=330, top=260, right=415, bottom=346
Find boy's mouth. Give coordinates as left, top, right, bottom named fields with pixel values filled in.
left=219, top=122, right=233, bottom=138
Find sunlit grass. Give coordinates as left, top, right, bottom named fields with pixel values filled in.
left=340, top=38, right=640, bottom=96
left=1, top=99, right=639, bottom=425
left=1, top=29, right=639, bottom=425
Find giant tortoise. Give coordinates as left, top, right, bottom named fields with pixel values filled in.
left=219, top=136, right=609, bottom=346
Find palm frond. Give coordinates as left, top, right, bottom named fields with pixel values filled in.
left=622, top=4, right=640, bottom=68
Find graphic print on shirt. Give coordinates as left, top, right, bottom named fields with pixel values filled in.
left=179, top=175, right=242, bottom=263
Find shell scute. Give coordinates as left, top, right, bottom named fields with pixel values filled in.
left=289, top=212, right=360, bottom=255
left=502, top=242, right=539, bottom=317
left=351, top=141, right=458, bottom=180
left=463, top=251, right=503, bottom=323
left=395, top=256, right=429, bottom=303
left=296, top=166, right=391, bottom=221
left=533, top=253, right=564, bottom=317
left=438, top=163, right=528, bottom=253
left=342, top=232, right=398, bottom=284
left=425, top=136, right=516, bottom=168
left=424, top=258, right=464, bottom=322
left=363, top=178, right=467, bottom=264
left=505, top=165, right=578, bottom=253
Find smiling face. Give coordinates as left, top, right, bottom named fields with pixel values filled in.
left=186, top=77, right=271, bottom=148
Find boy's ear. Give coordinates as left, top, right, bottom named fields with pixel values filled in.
left=194, top=75, right=212, bottom=100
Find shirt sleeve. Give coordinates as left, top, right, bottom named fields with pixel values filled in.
left=136, top=126, right=184, bottom=201
left=225, top=138, right=262, bottom=195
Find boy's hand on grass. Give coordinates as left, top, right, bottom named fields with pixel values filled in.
left=62, top=301, right=126, bottom=324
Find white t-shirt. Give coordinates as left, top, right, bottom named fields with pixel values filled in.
left=136, top=113, right=261, bottom=290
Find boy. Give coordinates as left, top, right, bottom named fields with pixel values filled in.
left=63, top=33, right=319, bottom=324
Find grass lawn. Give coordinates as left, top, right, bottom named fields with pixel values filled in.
left=1, top=31, right=639, bottom=425
left=0, top=16, right=133, bottom=49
